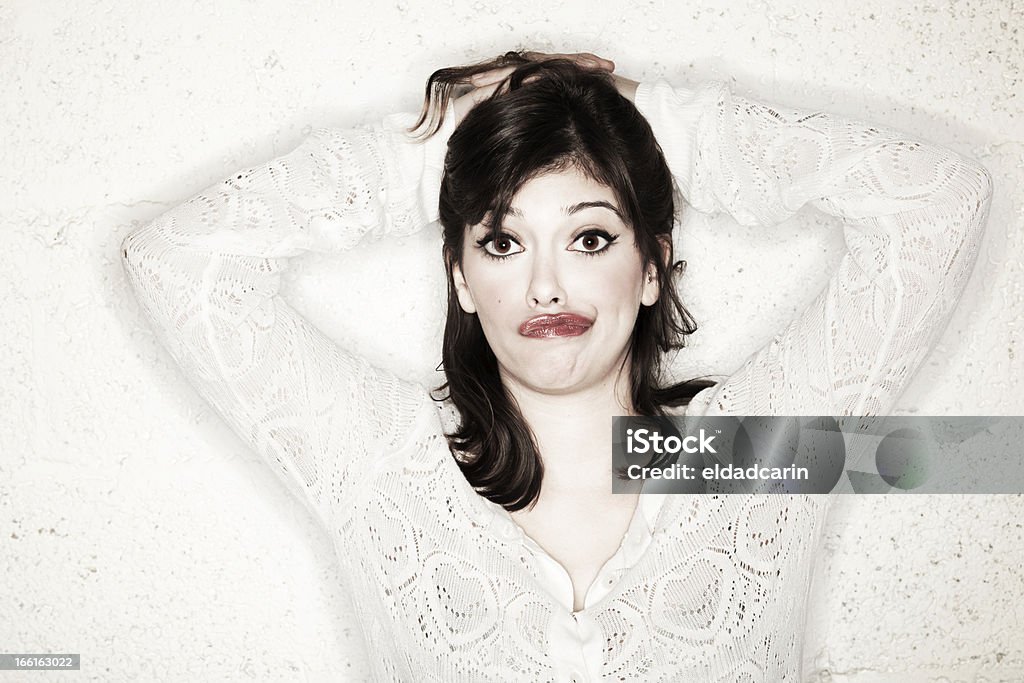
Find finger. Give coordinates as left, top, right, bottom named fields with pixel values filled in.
left=577, top=53, right=615, bottom=71
left=525, top=51, right=575, bottom=63
left=469, top=65, right=515, bottom=87
left=473, top=80, right=501, bottom=98
left=453, top=79, right=504, bottom=124
left=523, top=51, right=615, bottom=72
left=455, top=80, right=503, bottom=120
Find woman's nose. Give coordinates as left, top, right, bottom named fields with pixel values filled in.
left=526, top=254, right=567, bottom=308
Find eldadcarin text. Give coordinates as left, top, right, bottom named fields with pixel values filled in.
left=624, top=428, right=809, bottom=482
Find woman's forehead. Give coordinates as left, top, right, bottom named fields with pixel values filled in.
left=485, top=168, right=627, bottom=226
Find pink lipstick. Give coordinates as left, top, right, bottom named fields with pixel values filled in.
left=519, top=313, right=594, bottom=338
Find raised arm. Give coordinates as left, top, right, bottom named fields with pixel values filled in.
left=120, top=108, right=454, bottom=528
left=633, top=79, right=993, bottom=416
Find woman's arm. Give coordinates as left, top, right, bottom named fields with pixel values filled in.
left=633, top=79, right=993, bottom=415
left=120, top=109, right=455, bottom=528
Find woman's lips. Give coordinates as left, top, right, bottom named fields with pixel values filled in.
left=519, top=313, right=594, bottom=338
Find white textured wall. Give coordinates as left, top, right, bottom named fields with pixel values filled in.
left=2, top=0, right=1022, bottom=680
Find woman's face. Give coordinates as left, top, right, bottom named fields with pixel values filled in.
left=452, top=166, right=661, bottom=397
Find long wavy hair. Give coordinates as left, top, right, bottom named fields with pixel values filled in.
left=414, top=52, right=714, bottom=512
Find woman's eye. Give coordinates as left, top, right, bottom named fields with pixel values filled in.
left=570, top=231, right=616, bottom=253
left=482, top=235, right=524, bottom=257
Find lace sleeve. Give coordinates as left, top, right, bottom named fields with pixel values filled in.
left=120, top=110, right=454, bottom=527
left=635, top=80, right=993, bottom=416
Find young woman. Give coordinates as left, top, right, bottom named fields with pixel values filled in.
left=120, top=51, right=992, bottom=680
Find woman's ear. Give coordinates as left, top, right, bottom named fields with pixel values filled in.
left=452, top=261, right=478, bottom=314
left=641, top=236, right=672, bottom=306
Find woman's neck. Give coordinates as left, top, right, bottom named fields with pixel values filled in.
left=502, top=365, right=633, bottom=494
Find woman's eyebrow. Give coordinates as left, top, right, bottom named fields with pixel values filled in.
left=505, top=201, right=625, bottom=220
left=564, top=201, right=624, bottom=220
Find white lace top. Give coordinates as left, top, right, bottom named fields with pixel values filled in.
left=120, top=79, right=992, bottom=681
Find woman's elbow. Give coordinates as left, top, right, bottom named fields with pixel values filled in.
left=957, top=158, right=994, bottom=256
left=120, top=221, right=164, bottom=267
left=969, top=158, right=994, bottom=208
left=931, top=156, right=993, bottom=286
left=120, top=230, right=137, bottom=264
left=952, top=155, right=995, bottom=216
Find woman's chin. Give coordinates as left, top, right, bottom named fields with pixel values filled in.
left=500, top=354, right=622, bottom=397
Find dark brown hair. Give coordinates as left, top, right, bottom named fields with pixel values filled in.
left=416, top=52, right=714, bottom=511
